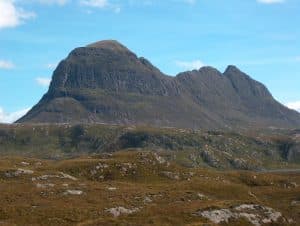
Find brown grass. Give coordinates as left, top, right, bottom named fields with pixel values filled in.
left=0, top=151, right=299, bottom=226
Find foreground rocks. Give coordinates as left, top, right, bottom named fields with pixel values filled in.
left=63, top=190, right=83, bottom=195
left=5, top=168, right=34, bottom=177
left=32, top=172, right=77, bottom=181
left=106, top=206, right=140, bottom=217
left=194, top=204, right=284, bottom=226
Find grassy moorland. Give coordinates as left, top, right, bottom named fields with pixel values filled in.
left=0, top=124, right=299, bottom=225
left=0, top=151, right=299, bottom=226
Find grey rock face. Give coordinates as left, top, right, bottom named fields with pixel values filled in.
left=17, top=40, right=300, bottom=129
left=287, top=144, right=300, bottom=162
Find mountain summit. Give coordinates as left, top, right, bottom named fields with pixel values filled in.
left=86, top=40, right=132, bottom=52
left=17, top=40, right=300, bottom=129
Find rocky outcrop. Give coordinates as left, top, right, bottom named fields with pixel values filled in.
left=106, top=206, right=140, bottom=217
left=194, top=204, right=284, bottom=226
left=287, top=144, right=300, bottom=163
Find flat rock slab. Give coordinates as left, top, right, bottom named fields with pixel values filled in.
left=194, top=204, right=284, bottom=226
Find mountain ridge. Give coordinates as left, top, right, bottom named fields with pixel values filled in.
left=17, top=40, right=300, bottom=129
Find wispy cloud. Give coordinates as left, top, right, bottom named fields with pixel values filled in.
left=175, top=60, right=205, bottom=71
left=36, top=77, right=51, bottom=87
left=0, top=0, right=35, bottom=29
left=46, top=63, right=58, bottom=69
left=80, top=0, right=108, bottom=8
left=0, top=107, right=31, bottom=123
left=32, top=0, right=70, bottom=5
left=286, top=101, right=300, bottom=112
left=0, top=60, right=15, bottom=69
left=257, top=0, right=285, bottom=4
left=80, top=0, right=121, bottom=13
left=128, top=0, right=198, bottom=6
left=183, top=0, right=196, bottom=5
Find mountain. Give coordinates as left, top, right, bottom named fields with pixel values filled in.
left=17, top=40, right=300, bottom=129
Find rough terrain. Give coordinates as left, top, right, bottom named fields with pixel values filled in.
left=0, top=124, right=300, bottom=170
left=0, top=151, right=299, bottom=225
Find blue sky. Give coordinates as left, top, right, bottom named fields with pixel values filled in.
left=0, top=0, right=299, bottom=122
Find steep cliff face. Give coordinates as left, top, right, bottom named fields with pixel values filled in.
left=223, top=65, right=300, bottom=125
left=17, top=40, right=300, bottom=129
left=49, top=40, right=179, bottom=95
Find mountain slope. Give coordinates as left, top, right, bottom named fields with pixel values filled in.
left=17, top=40, right=300, bottom=129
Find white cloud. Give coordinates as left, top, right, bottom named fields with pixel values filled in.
left=0, top=0, right=35, bottom=29
left=0, top=60, right=15, bottom=69
left=46, top=63, right=58, bottom=69
left=130, top=0, right=197, bottom=5
left=128, top=0, right=153, bottom=6
left=36, top=77, right=51, bottom=87
left=175, top=60, right=205, bottom=71
left=80, top=0, right=108, bottom=8
left=34, top=0, right=70, bottom=5
left=257, top=0, right=285, bottom=4
left=0, top=107, right=31, bottom=123
left=80, top=0, right=120, bottom=13
left=286, top=101, right=300, bottom=112
left=36, top=0, right=69, bottom=5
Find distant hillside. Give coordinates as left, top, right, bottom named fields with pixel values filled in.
left=0, top=124, right=299, bottom=170
left=17, top=40, right=300, bottom=129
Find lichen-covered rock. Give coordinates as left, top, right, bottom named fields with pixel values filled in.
left=59, top=172, right=77, bottom=181
left=153, top=153, right=166, bottom=164
left=143, top=197, right=152, bottom=204
left=194, top=204, right=284, bottom=226
left=107, top=187, right=117, bottom=191
left=32, top=172, right=77, bottom=181
left=36, top=183, right=55, bottom=189
left=5, top=168, right=34, bottom=177
left=106, top=206, right=139, bottom=217
left=63, top=190, right=83, bottom=195
left=161, top=171, right=180, bottom=180
left=200, top=150, right=220, bottom=168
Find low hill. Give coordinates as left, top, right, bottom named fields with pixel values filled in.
left=0, top=124, right=299, bottom=170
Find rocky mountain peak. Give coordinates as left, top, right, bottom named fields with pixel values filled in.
left=17, top=40, right=300, bottom=129
left=224, top=65, right=242, bottom=74
left=86, top=40, right=129, bottom=51
left=198, top=66, right=221, bottom=74
left=223, top=65, right=272, bottom=99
